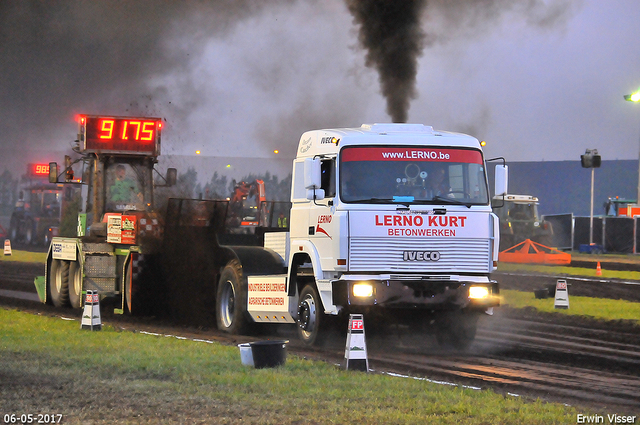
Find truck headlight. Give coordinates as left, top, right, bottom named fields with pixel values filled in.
left=469, top=285, right=489, bottom=299
left=353, top=283, right=373, bottom=298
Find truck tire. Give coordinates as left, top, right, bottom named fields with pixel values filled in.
left=68, top=261, right=83, bottom=309
left=50, top=259, right=70, bottom=307
left=297, top=283, right=326, bottom=346
left=216, top=260, right=249, bottom=335
left=435, top=310, right=479, bottom=351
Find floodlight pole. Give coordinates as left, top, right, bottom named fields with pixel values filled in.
left=590, top=167, right=595, bottom=245
left=624, top=92, right=640, bottom=205
left=637, top=125, right=640, bottom=205
left=581, top=148, right=600, bottom=246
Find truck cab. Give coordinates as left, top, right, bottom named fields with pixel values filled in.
left=224, top=123, right=508, bottom=348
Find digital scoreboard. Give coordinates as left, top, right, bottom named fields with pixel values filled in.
left=79, top=115, right=162, bottom=156
left=27, top=163, right=50, bottom=177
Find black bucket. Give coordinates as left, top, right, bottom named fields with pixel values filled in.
left=534, top=288, right=549, bottom=299
left=250, top=340, right=288, bottom=369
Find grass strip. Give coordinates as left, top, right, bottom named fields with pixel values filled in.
left=0, top=249, right=47, bottom=264
left=498, top=262, right=640, bottom=282
left=0, top=308, right=581, bottom=424
left=502, top=289, right=640, bottom=323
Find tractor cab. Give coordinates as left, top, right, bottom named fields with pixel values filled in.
left=492, top=194, right=553, bottom=250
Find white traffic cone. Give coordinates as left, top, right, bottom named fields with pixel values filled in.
left=81, top=290, right=102, bottom=330
left=4, top=239, right=11, bottom=256
left=554, top=279, right=569, bottom=309
left=343, top=314, right=368, bottom=372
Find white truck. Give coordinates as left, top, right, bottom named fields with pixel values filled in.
left=170, top=123, right=507, bottom=348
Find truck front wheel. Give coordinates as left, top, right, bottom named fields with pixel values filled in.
left=50, top=259, right=70, bottom=307
left=216, top=260, right=249, bottom=335
left=297, top=284, right=325, bottom=346
left=435, top=310, right=479, bottom=351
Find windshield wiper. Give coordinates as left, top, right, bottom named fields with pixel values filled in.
left=433, top=195, right=473, bottom=208
left=348, top=198, right=396, bottom=204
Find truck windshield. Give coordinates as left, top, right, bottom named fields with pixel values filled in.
left=339, top=146, right=489, bottom=205
left=105, top=162, right=152, bottom=212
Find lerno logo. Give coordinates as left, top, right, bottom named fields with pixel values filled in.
left=403, top=251, right=441, bottom=261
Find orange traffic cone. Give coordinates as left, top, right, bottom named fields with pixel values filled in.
left=596, top=261, right=602, bottom=276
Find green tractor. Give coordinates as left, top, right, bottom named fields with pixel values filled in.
left=492, top=194, right=553, bottom=251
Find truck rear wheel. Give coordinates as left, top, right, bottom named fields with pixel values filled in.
left=50, top=259, right=70, bottom=307
left=216, top=260, right=249, bottom=334
left=297, top=284, right=326, bottom=346
left=68, top=261, right=83, bottom=309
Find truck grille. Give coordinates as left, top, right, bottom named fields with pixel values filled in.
left=349, top=237, right=490, bottom=273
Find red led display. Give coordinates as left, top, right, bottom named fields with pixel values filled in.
left=81, top=115, right=162, bottom=156
left=28, top=163, right=50, bottom=176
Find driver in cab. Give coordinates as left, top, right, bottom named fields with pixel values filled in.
left=427, top=166, right=451, bottom=198
left=110, top=164, right=143, bottom=207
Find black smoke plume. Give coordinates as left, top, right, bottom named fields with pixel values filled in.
left=0, top=0, right=295, bottom=152
left=346, top=0, right=428, bottom=123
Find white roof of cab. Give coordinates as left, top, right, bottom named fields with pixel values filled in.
left=296, top=123, right=481, bottom=158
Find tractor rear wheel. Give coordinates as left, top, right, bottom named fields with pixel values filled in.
left=50, top=259, right=70, bottom=307
left=68, top=261, right=83, bottom=308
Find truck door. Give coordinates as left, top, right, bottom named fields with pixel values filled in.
left=308, top=158, right=338, bottom=271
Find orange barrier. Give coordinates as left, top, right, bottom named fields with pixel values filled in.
left=499, top=239, right=571, bottom=265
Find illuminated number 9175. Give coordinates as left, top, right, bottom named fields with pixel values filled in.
left=97, top=119, right=155, bottom=142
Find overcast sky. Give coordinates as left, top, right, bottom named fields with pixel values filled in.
left=2, top=0, right=640, bottom=169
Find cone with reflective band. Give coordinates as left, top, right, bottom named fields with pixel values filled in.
left=81, top=290, right=102, bottom=330
left=596, top=261, right=602, bottom=276
left=343, top=314, right=368, bottom=372
left=3, top=239, right=11, bottom=256
left=554, top=279, right=569, bottom=310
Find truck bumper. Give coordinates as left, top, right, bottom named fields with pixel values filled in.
left=332, top=277, right=499, bottom=310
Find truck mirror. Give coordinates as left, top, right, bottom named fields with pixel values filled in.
left=166, top=168, right=177, bottom=186
left=49, top=162, right=58, bottom=183
left=304, top=158, right=322, bottom=189
left=307, top=188, right=325, bottom=201
left=494, top=164, right=508, bottom=197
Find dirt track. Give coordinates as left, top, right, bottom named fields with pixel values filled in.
left=2, top=260, right=640, bottom=416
